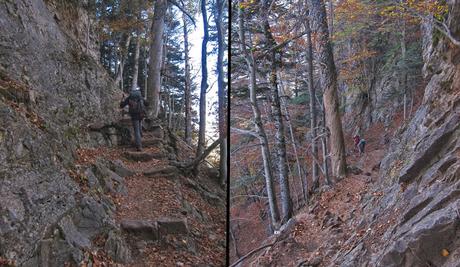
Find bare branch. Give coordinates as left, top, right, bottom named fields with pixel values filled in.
left=168, top=0, right=196, bottom=27
left=231, top=127, right=259, bottom=138
left=230, top=237, right=289, bottom=267
left=231, top=194, right=268, bottom=200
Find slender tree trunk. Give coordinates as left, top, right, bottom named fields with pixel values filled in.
left=319, top=97, right=331, bottom=185
left=147, top=0, right=167, bottom=119
left=230, top=225, right=240, bottom=258
left=305, top=17, right=319, bottom=192
left=307, top=0, right=347, bottom=179
left=169, top=95, right=174, bottom=129
left=279, top=74, right=306, bottom=204
left=142, top=46, right=148, bottom=97
left=262, top=0, right=292, bottom=223
left=401, top=20, right=407, bottom=121
left=197, top=0, right=209, bottom=156
left=131, top=34, right=141, bottom=91
left=238, top=1, right=280, bottom=230
left=183, top=13, right=193, bottom=145
left=160, top=36, right=168, bottom=117
left=216, top=0, right=227, bottom=186
left=115, top=34, right=132, bottom=89
left=328, top=0, right=334, bottom=37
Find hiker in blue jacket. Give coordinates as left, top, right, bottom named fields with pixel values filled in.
left=120, top=88, right=145, bottom=151
left=358, top=137, right=366, bottom=155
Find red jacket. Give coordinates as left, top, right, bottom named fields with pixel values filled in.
left=353, top=136, right=360, bottom=146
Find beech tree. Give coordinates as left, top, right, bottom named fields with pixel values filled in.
left=183, top=13, right=193, bottom=145
left=147, top=0, right=167, bottom=119
left=305, top=16, right=320, bottom=191
left=130, top=31, right=141, bottom=91
left=307, top=0, right=347, bottom=178
left=114, top=33, right=131, bottom=89
left=215, top=0, right=227, bottom=186
left=237, top=0, right=280, bottom=231
left=196, top=0, right=209, bottom=156
left=261, top=0, right=292, bottom=223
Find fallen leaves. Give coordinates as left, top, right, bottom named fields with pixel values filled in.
left=441, top=248, right=449, bottom=257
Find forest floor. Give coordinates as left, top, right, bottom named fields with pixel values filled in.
left=75, top=122, right=226, bottom=266
left=230, top=111, right=407, bottom=266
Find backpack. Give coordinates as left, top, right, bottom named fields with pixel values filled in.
left=128, top=96, right=144, bottom=115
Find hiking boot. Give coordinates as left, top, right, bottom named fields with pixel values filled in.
left=136, top=147, right=142, bottom=152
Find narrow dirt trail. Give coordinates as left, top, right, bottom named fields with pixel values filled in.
left=76, top=121, right=226, bottom=266
left=234, top=123, right=392, bottom=266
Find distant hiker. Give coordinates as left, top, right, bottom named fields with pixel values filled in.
left=358, top=138, right=366, bottom=155
left=120, top=88, right=145, bottom=151
left=353, top=135, right=360, bottom=152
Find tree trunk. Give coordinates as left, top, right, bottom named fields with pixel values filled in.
left=279, top=74, right=306, bottom=205
left=197, top=0, right=209, bottom=156
left=262, top=0, right=292, bottom=223
left=319, top=96, right=331, bottom=185
left=328, top=0, right=334, bottom=37
left=238, top=1, right=280, bottom=230
left=183, top=13, right=193, bottom=145
left=401, top=20, right=407, bottom=121
left=230, top=225, right=240, bottom=258
left=115, top=34, right=131, bottom=90
left=307, top=0, right=347, bottom=179
left=305, top=17, right=319, bottom=192
left=147, top=0, right=167, bottom=119
left=216, top=0, right=227, bottom=186
left=131, top=34, right=141, bottom=91
left=168, top=93, right=173, bottom=128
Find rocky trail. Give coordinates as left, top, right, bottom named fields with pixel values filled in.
left=232, top=122, right=399, bottom=267
left=69, top=119, right=226, bottom=266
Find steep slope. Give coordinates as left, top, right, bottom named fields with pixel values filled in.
left=233, top=1, right=460, bottom=266
left=332, top=1, right=460, bottom=265
left=0, top=1, right=225, bottom=266
left=0, top=0, right=124, bottom=264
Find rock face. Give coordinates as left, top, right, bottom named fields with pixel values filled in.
left=332, top=1, right=460, bottom=265
left=0, top=0, right=129, bottom=265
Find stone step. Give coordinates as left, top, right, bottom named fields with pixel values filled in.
left=157, top=217, right=188, bottom=236
left=142, top=138, right=163, bottom=147
left=118, top=118, right=133, bottom=126
left=143, top=165, right=180, bottom=177
left=120, top=220, right=158, bottom=240
left=123, top=151, right=165, bottom=162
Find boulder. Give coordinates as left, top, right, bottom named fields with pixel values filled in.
left=157, top=217, right=188, bottom=236
left=108, top=159, right=135, bottom=177
left=92, top=161, right=127, bottom=195
left=120, top=219, right=158, bottom=240
left=104, top=230, right=132, bottom=263
left=57, top=216, right=91, bottom=249
left=84, top=168, right=100, bottom=189
left=74, top=196, right=115, bottom=237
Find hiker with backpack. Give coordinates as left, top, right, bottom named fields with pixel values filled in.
left=120, top=88, right=145, bottom=151
left=353, top=135, right=360, bottom=153
left=353, top=134, right=366, bottom=155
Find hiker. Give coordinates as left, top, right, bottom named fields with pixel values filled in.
left=120, top=88, right=145, bottom=151
left=353, top=135, right=360, bottom=153
left=358, top=138, right=366, bottom=155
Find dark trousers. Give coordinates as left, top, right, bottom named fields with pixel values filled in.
left=132, top=119, right=142, bottom=149
left=359, top=142, right=365, bottom=154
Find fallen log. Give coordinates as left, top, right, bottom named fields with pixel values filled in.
left=171, top=138, right=220, bottom=174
